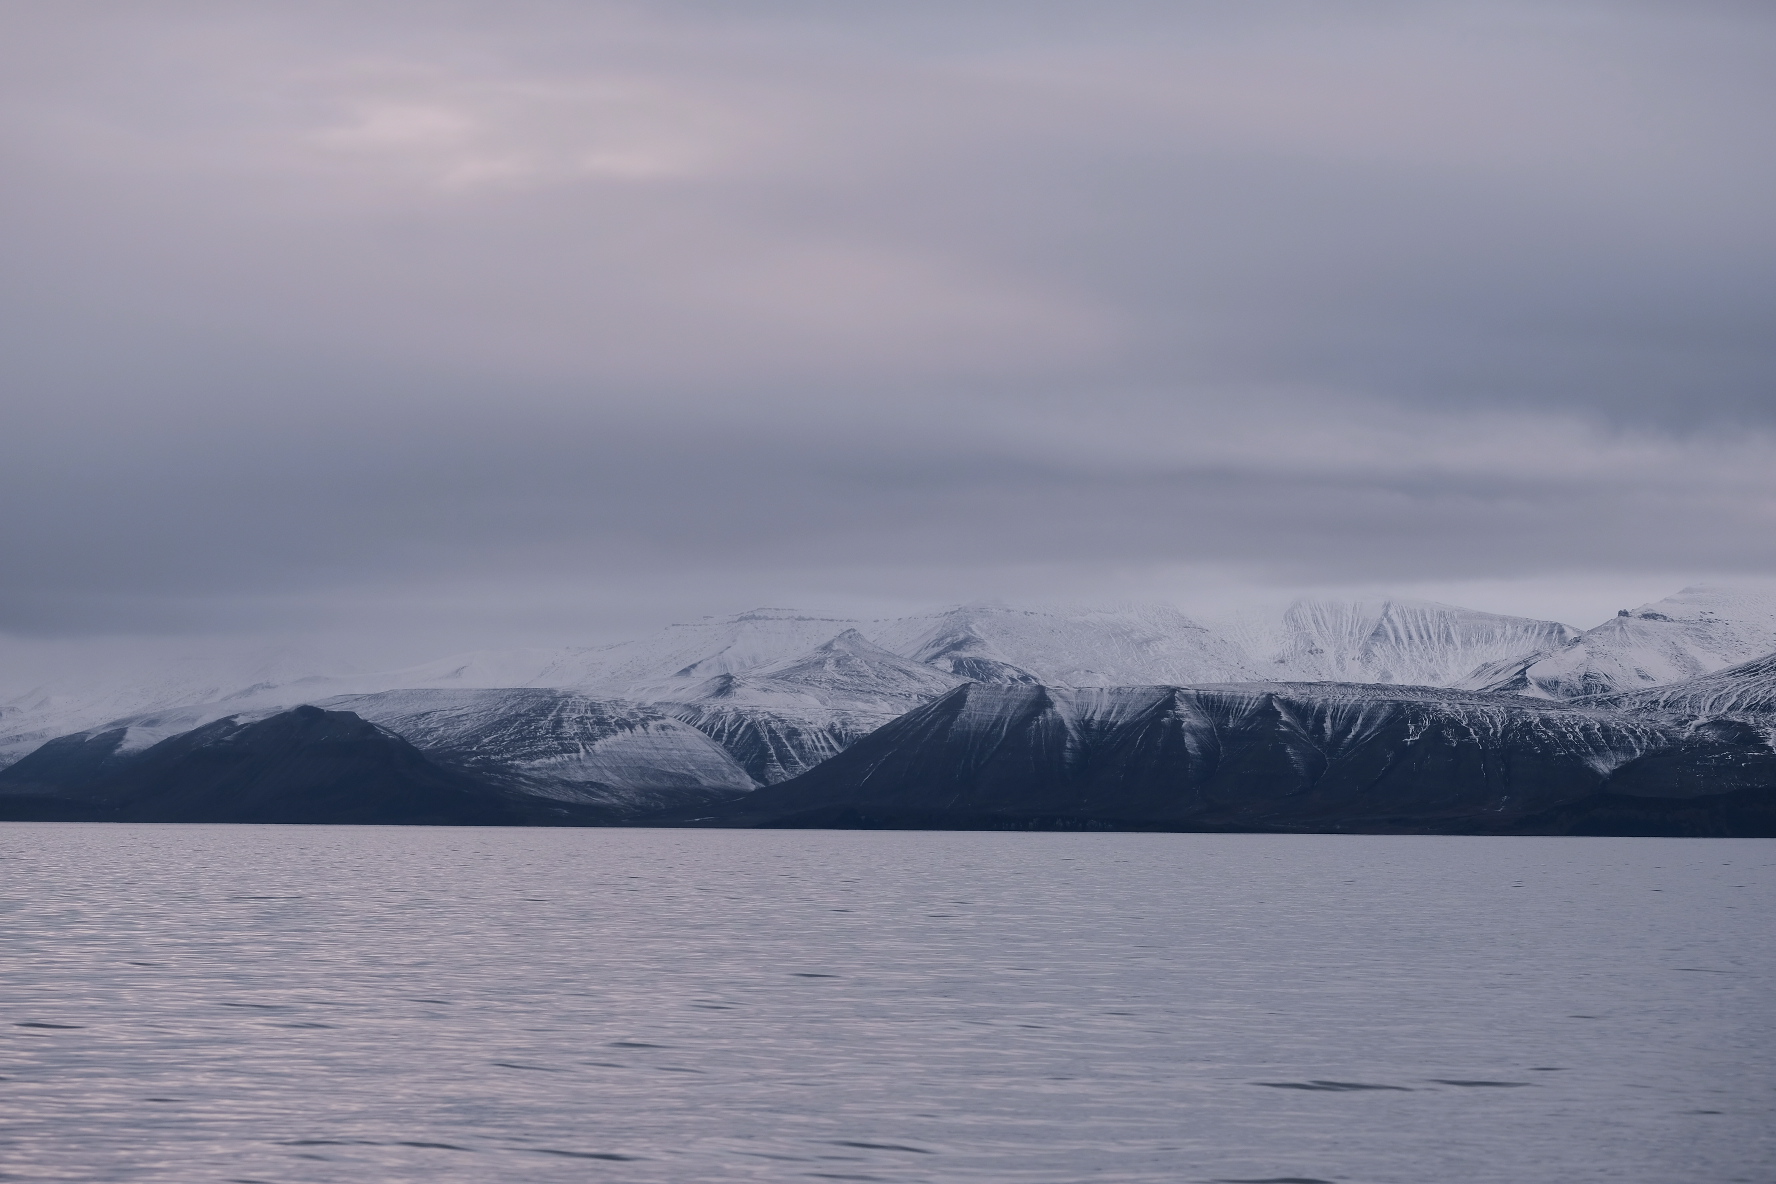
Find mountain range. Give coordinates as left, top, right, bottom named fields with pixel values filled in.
left=4, top=585, right=1775, bottom=834
left=709, top=675, right=1776, bottom=835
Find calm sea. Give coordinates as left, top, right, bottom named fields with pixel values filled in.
left=1, top=825, right=1770, bottom=1183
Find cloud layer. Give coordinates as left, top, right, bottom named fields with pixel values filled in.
left=4, top=1, right=1774, bottom=654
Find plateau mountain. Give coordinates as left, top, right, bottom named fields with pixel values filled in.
left=1216, top=598, right=1580, bottom=688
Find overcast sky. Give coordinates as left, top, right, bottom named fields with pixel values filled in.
left=4, top=1, right=1774, bottom=664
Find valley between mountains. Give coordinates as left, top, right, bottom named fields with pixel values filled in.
left=4, top=588, right=1776, bottom=834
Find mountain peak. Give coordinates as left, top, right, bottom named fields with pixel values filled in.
left=1482, top=584, right=1776, bottom=698
left=814, top=628, right=885, bottom=655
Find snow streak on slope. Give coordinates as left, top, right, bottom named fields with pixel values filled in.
left=1027, top=681, right=1687, bottom=778
left=1215, top=599, right=1578, bottom=688
left=317, top=689, right=757, bottom=809
left=1479, top=586, right=1776, bottom=698
left=1598, top=650, right=1776, bottom=734
left=660, top=705, right=857, bottom=786
left=358, top=606, right=1262, bottom=784
left=653, top=631, right=965, bottom=784
left=726, top=679, right=1776, bottom=832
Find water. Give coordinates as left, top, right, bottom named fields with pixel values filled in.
left=1, top=826, right=1770, bottom=1184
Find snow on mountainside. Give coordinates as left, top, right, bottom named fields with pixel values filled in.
left=868, top=604, right=1261, bottom=686
left=10, top=587, right=1776, bottom=788
left=20, top=702, right=289, bottom=765
left=660, top=705, right=856, bottom=786
left=0, top=598, right=1587, bottom=769
left=1477, top=586, right=1776, bottom=698
left=311, top=609, right=885, bottom=700
left=1215, top=598, right=1578, bottom=688
left=1597, top=651, right=1776, bottom=731
left=511, top=604, right=1260, bottom=697
left=653, top=631, right=967, bottom=783
left=0, top=646, right=353, bottom=768
left=669, top=630, right=963, bottom=715
left=654, top=604, right=1263, bottom=780
left=550, top=609, right=871, bottom=695
left=0, top=613, right=857, bottom=771
left=317, top=689, right=756, bottom=810
left=0, top=706, right=544, bottom=826
left=714, top=679, right=1776, bottom=833
left=343, top=601, right=1261, bottom=703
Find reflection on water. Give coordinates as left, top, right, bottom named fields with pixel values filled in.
left=1, top=825, right=1770, bottom=1183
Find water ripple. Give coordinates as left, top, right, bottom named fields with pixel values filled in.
left=1, top=825, right=1769, bottom=1183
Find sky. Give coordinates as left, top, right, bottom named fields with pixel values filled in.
left=4, top=1, right=1775, bottom=668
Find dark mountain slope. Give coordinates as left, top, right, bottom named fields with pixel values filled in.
left=698, top=683, right=1776, bottom=835
left=0, top=706, right=600, bottom=825
left=0, top=726, right=140, bottom=794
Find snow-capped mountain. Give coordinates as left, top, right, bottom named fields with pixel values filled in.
left=653, top=630, right=966, bottom=783
left=370, top=603, right=1265, bottom=698
left=0, top=687, right=760, bottom=812
left=238, top=610, right=877, bottom=697
left=0, top=598, right=1595, bottom=769
left=9, top=585, right=1776, bottom=817
left=0, top=640, right=297, bottom=762
left=712, top=680, right=1776, bottom=834
left=616, top=606, right=1259, bottom=783
left=1477, top=586, right=1776, bottom=698
left=0, top=603, right=1264, bottom=777
left=1215, top=598, right=1579, bottom=688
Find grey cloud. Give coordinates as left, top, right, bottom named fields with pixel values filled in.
left=2, top=0, right=1773, bottom=648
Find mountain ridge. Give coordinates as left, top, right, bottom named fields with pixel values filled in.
left=4, top=595, right=1602, bottom=766
left=1476, top=586, right=1776, bottom=699
left=690, top=680, right=1776, bottom=835
left=7, top=586, right=1776, bottom=835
